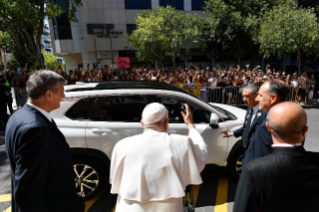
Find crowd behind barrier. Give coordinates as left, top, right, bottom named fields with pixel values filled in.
left=4, top=63, right=317, bottom=109
left=11, top=83, right=304, bottom=109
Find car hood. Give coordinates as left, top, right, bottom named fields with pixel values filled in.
left=209, top=103, right=246, bottom=122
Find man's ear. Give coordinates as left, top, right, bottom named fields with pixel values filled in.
left=266, top=121, right=271, bottom=133
left=141, top=120, right=144, bottom=127
left=270, top=94, right=278, bottom=105
left=302, top=126, right=308, bottom=137
left=45, top=90, right=52, bottom=100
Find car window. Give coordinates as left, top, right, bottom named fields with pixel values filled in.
left=210, top=105, right=237, bottom=120
left=91, top=95, right=147, bottom=122
left=149, top=96, right=210, bottom=124
left=65, top=98, right=96, bottom=120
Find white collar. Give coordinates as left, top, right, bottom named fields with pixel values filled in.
left=272, top=143, right=303, bottom=147
left=252, top=104, right=259, bottom=114
left=27, top=102, right=52, bottom=122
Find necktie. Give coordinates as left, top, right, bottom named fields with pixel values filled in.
left=242, top=108, right=253, bottom=148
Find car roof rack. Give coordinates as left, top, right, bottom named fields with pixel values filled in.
left=64, top=81, right=188, bottom=94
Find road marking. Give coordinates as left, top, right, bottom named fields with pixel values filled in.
left=85, top=186, right=109, bottom=212
left=193, top=185, right=200, bottom=207
left=215, top=176, right=228, bottom=212
left=0, top=194, right=11, bottom=203
left=3, top=206, right=11, bottom=212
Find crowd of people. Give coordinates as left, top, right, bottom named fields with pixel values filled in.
left=4, top=63, right=317, bottom=105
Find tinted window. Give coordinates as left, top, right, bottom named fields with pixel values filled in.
left=192, top=0, right=206, bottom=10
left=127, top=24, right=137, bottom=34
left=92, top=95, right=147, bottom=122
left=65, top=98, right=96, bottom=120
left=160, top=0, right=183, bottom=10
left=125, top=0, right=151, bottom=9
left=151, top=96, right=210, bottom=123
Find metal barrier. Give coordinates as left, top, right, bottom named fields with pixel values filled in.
left=13, top=87, right=28, bottom=109
left=183, top=86, right=246, bottom=106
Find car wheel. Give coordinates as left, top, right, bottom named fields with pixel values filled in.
left=72, top=156, right=108, bottom=201
left=228, top=149, right=243, bottom=180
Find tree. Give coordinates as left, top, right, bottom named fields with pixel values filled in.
left=258, top=2, right=319, bottom=74
left=43, top=51, right=65, bottom=71
left=0, top=31, right=35, bottom=68
left=298, top=0, right=319, bottom=18
left=127, top=6, right=203, bottom=70
left=203, top=0, right=291, bottom=67
left=0, top=0, right=81, bottom=68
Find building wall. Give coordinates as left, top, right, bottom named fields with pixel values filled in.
left=49, top=0, right=206, bottom=71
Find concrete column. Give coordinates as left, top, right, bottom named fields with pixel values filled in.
left=184, top=0, right=191, bottom=11
left=211, top=59, right=216, bottom=70
left=261, top=57, right=265, bottom=72
left=237, top=57, right=241, bottom=67
left=151, top=0, right=159, bottom=8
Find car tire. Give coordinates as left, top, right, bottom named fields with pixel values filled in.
left=72, top=156, right=108, bottom=201
left=228, top=148, right=244, bottom=180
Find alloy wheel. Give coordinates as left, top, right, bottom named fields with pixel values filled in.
left=74, top=164, right=99, bottom=197
left=236, top=154, right=244, bottom=176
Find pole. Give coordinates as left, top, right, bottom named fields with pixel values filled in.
left=110, top=35, right=114, bottom=65
left=94, top=37, right=98, bottom=66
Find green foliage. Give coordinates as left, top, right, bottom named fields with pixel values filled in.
left=127, top=6, right=204, bottom=69
left=43, top=52, right=65, bottom=71
left=258, top=2, right=319, bottom=74
left=6, top=54, right=20, bottom=70
left=0, top=0, right=82, bottom=67
left=203, top=0, right=293, bottom=61
left=0, top=32, right=35, bottom=68
left=298, top=0, right=319, bottom=18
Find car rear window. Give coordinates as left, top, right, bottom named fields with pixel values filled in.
left=65, top=98, right=96, bottom=120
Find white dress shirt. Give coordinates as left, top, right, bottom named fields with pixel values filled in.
left=110, top=128, right=208, bottom=212
left=27, top=102, right=52, bottom=122
left=272, top=143, right=303, bottom=147
left=250, top=104, right=260, bottom=125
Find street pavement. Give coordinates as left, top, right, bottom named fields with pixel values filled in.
left=1, top=108, right=319, bottom=212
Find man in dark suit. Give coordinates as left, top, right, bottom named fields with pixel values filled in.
left=254, top=80, right=290, bottom=159
left=5, top=71, right=84, bottom=212
left=233, top=102, right=319, bottom=212
left=221, top=84, right=267, bottom=165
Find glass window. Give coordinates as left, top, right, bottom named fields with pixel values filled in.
left=92, top=95, right=148, bottom=122
left=65, top=98, right=97, bottom=120
left=160, top=0, right=184, bottom=10
left=127, top=24, right=137, bottom=34
left=44, top=42, right=50, bottom=47
left=125, top=0, right=151, bottom=9
left=52, top=10, right=72, bottom=40
left=192, top=0, right=206, bottom=10
left=151, top=96, right=210, bottom=123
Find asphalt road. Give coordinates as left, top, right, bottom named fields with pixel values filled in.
left=1, top=108, right=319, bottom=212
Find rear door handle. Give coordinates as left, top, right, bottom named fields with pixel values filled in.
left=92, top=128, right=112, bottom=134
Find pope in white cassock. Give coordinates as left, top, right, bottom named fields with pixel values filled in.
left=110, top=103, right=209, bottom=212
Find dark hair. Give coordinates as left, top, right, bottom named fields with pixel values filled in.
left=267, top=80, right=290, bottom=102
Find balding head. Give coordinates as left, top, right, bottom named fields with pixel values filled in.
left=266, top=102, right=308, bottom=144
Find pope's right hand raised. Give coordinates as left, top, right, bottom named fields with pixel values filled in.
left=181, top=104, right=195, bottom=130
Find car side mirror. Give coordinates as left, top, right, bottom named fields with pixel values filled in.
left=210, top=113, right=219, bottom=129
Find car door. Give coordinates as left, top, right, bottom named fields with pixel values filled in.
left=85, top=94, right=146, bottom=160
left=146, top=94, right=228, bottom=166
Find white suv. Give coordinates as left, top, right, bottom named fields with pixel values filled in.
left=50, top=81, right=245, bottom=200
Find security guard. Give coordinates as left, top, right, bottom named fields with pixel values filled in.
left=5, top=80, right=13, bottom=115
left=221, top=84, right=267, bottom=165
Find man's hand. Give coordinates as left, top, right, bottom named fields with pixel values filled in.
left=181, top=104, right=195, bottom=130
left=220, top=131, right=233, bottom=138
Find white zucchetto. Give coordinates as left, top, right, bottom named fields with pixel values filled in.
left=142, top=103, right=167, bottom=125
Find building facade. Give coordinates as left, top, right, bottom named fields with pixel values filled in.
left=48, top=0, right=210, bottom=71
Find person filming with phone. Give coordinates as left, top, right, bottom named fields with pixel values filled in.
left=110, top=103, right=208, bottom=212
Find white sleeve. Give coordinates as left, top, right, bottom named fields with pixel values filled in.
left=188, top=128, right=208, bottom=172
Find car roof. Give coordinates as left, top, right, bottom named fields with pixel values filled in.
left=64, top=81, right=189, bottom=94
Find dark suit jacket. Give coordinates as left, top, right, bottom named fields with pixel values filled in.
left=5, top=104, right=83, bottom=212
left=233, top=107, right=267, bottom=165
left=254, top=119, right=273, bottom=159
left=233, top=146, right=319, bottom=212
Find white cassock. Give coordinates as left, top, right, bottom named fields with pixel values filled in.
left=110, top=128, right=208, bottom=212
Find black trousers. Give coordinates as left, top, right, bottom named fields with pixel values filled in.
left=6, top=96, right=13, bottom=115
